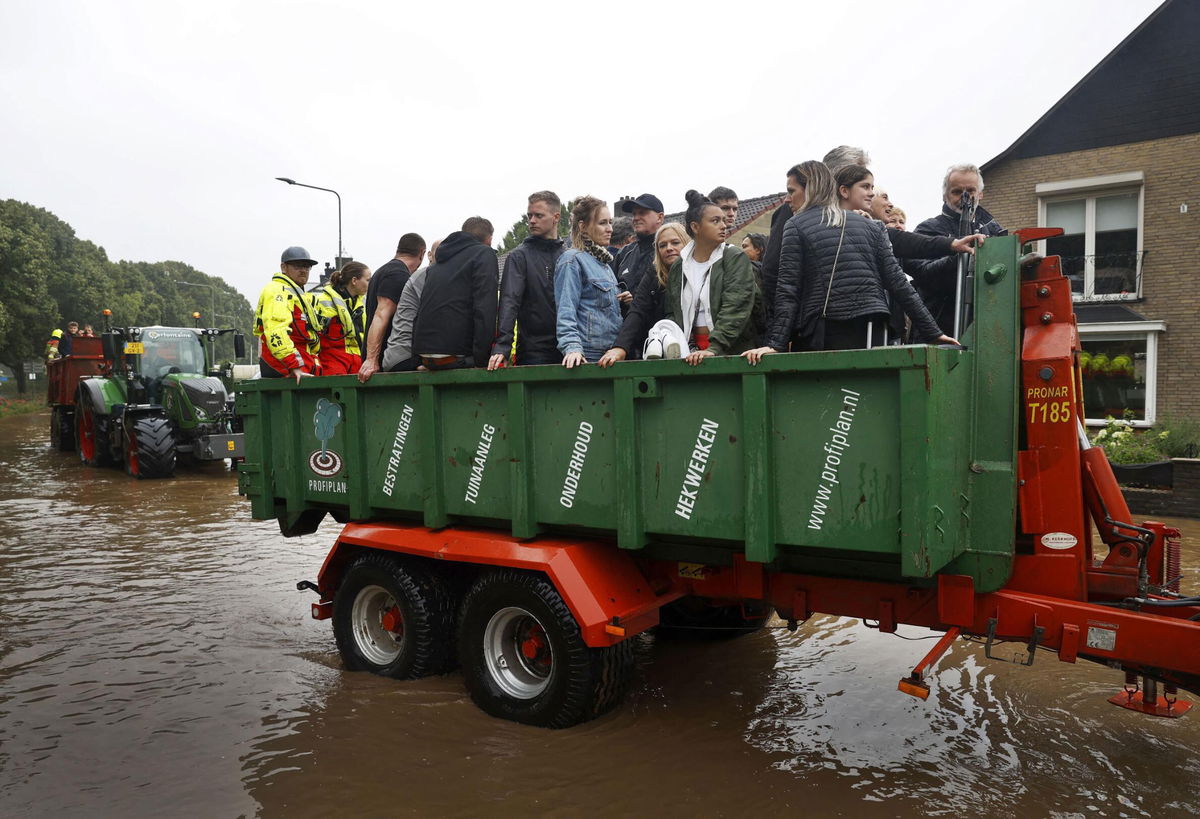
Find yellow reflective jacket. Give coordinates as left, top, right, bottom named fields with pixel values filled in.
left=44, top=328, right=63, bottom=361
left=254, top=273, right=320, bottom=375
left=312, top=284, right=364, bottom=357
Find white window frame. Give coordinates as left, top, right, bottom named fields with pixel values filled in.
left=1078, top=319, right=1165, bottom=427
left=1036, top=171, right=1144, bottom=302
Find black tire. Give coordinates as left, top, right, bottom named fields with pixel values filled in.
left=76, top=390, right=113, bottom=467
left=332, top=552, right=455, bottom=679
left=458, top=570, right=635, bottom=728
left=124, top=415, right=176, bottom=479
left=656, top=597, right=772, bottom=639
left=51, top=407, right=76, bottom=452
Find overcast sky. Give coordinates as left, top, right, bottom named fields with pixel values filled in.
left=0, top=0, right=1163, bottom=305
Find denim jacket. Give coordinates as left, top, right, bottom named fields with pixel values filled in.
left=554, top=249, right=622, bottom=359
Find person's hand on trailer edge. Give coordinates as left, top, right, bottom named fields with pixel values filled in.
left=742, top=346, right=779, bottom=365
left=951, top=233, right=986, bottom=254
left=597, top=348, right=626, bottom=368
left=686, top=349, right=714, bottom=366
left=562, top=351, right=586, bottom=369
left=936, top=334, right=959, bottom=345
left=357, top=358, right=379, bottom=383
left=291, top=367, right=313, bottom=384
left=487, top=353, right=507, bottom=371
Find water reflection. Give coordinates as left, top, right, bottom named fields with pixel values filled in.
left=2, top=411, right=1199, bottom=817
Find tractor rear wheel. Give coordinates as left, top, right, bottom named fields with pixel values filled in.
left=458, top=570, right=635, bottom=728
left=51, top=407, right=76, bottom=452
left=124, top=415, right=176, bottom=479
left=332, top=552, right=456, bottom=679
left=76, top=391, right=113, bottom=467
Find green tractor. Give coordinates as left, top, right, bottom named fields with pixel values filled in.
left=74, top=317, right=248, bottom=479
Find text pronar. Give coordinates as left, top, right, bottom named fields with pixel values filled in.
left=674, top=418, right=720, bottom=520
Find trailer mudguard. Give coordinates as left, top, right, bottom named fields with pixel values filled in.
left=77, top=377, right=124, bottom=416
left=321, top=523, right=678, bottom=646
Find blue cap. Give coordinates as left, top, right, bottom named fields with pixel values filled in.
left=620, top=193, right=664, bottom=214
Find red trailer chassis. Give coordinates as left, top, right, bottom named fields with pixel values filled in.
left=310, top=232, right=1199, bottom=718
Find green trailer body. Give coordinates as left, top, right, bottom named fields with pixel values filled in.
left=239, top=235, right=1025, bottom=592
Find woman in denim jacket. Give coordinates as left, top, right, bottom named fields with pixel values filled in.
left=555, top=195, right=622, bottom=368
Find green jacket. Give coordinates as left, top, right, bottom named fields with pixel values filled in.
left=666, top=245, right=761, bottom=355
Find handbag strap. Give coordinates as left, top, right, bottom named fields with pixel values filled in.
left=820, top=217, right=848, bottom=318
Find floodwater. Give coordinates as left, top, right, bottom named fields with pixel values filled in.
left=1, top=409, right=1198, bottom=818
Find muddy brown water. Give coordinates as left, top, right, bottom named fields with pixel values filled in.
left=1, top=410, right=1198, bottom=818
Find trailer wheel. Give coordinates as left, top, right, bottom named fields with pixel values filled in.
left=76, top=391, right=113, bottom=467
left=124, top=416, right=176, bottom=479
left=51, top=407, right=76, bottom=452
left=333, top=552, right=455, bottom=679
left=458, top=570, right=635, bottom=728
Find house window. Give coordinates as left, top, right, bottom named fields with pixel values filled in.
left=1078, top=321, right=1165, bottom=426
left=1036, top=172, right=1144, bottom=301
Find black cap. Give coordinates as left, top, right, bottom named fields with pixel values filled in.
left=620, top=193, right=664, bottom=214
left=280, top=246, right=318, bottom=266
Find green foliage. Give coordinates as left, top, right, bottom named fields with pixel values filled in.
left=0, top=199, right=255, bottom=390
left=498, top=203, right=572, bottom=254
left=0, top=396, right=43, bottom=418
left=1156, top=414, right=1200, bottom=459
left=1091, top=411, right=1171, bottom=465
left=0, top=200, right=61, bottom=375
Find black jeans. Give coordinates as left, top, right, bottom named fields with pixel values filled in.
left=516, top=350, right=561, bottom=366
left=387, top=356, right=419, bottom=373
left=821, top=316, right=890, bottom=351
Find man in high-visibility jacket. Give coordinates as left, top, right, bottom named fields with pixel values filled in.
left=254, top=246, right=321, bottom=381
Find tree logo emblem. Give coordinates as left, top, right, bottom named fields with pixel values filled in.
left=308, top=398, right=344, bottom=477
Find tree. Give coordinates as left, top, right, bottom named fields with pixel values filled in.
left=0, top=199, right=258, bottom=392
left=0, top=201, right=61, bottom=393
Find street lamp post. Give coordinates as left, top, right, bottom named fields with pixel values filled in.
left=178, top=280, right=216, bottom=326
left=275, top=177, right=343, bottom=267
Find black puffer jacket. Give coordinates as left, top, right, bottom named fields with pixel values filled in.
left=491, top=235, right=565, bottom=363
left=766, top=209, right=942, bottom=350
left=903, top=203, right=1006, bottom=333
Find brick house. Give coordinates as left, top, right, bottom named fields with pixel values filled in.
left=981, top=0, right=1199, bottom=427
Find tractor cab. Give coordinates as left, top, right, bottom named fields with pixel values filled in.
left=138, top=327, right=208, bottom=402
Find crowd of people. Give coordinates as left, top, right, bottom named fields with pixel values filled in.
left=252, top=146, right=1007, bottom=382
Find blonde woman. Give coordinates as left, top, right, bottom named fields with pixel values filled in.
left=597, top=221, right=688, bottom=367
left=554, top=196, right=620, bottom=368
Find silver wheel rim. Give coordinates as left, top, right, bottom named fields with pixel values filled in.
left=483, top=606, right=553, bottom=700
left=351, top=584, right=404, bottom=666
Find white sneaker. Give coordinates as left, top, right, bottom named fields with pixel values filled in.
left=644, top=338, right=664, bottom=359
left=665, top=341, right=681, bottom=359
